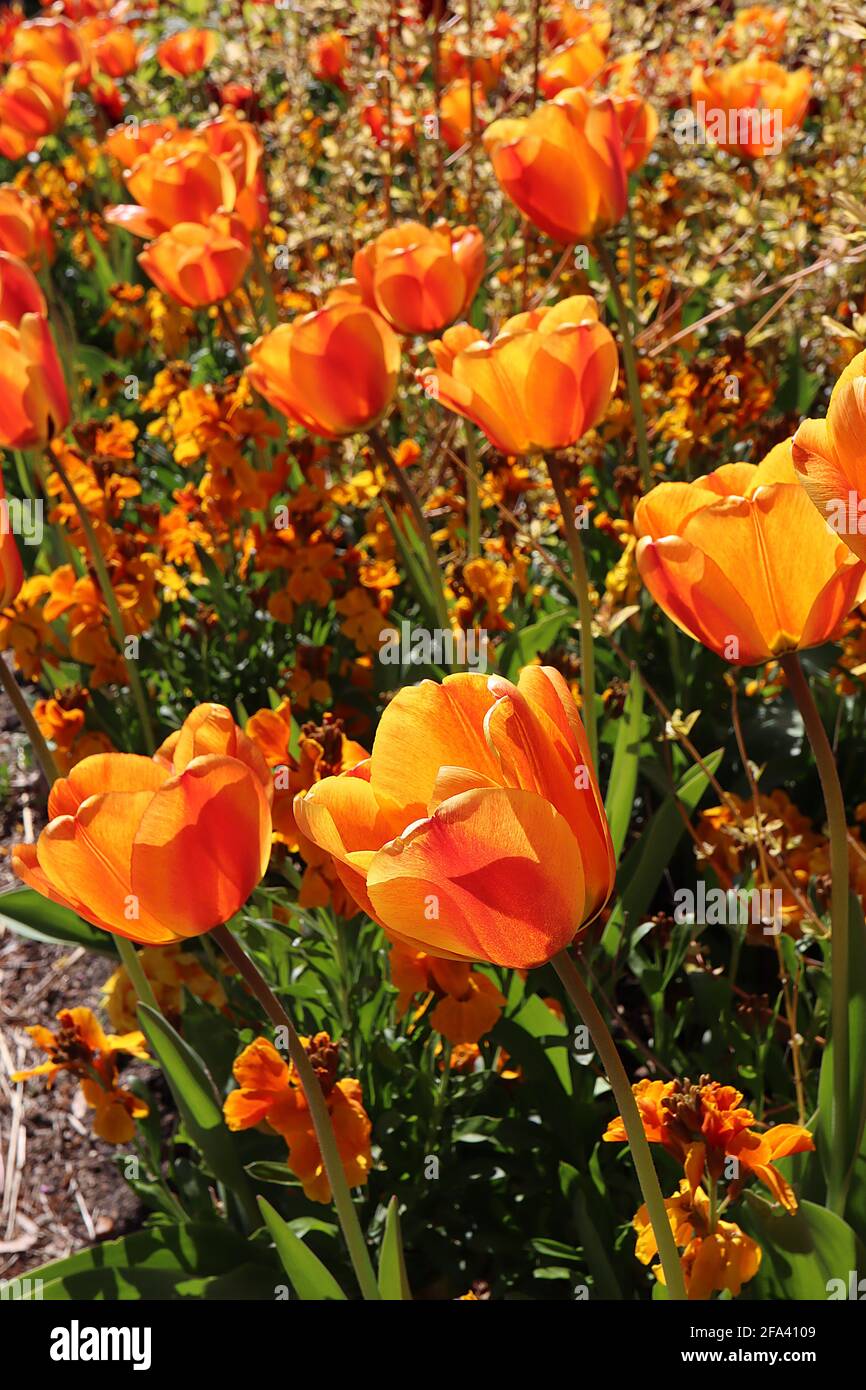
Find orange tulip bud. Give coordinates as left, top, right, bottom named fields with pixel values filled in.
left=483, top=87, right=627, bottom=244
left=792, top=350, right=866, bottom=562
left=0, top=60, right=73, bottom=160
left=0, top=252, right=70, bottom=449
left=246, top=294, right=400, bottom=439
left=138, top=210, right=251, bottom=308
left=13, top=704, right=273, bottom=946
left=308, top=30, right=350, bottom=88
left=294, top=668, right=615, bottom=969
left=353, top=221, right=485, bottom=335
left=0, top=185, right=54, bottom=266
left=156, top=28, right=220, bottom=78
left=690, top=54, right=811, bottom=158
left=423, top=293, right=617, bottom=455
left=539, top=34, right=608, bottom=99
left=634, top=441, right=866, bottom=666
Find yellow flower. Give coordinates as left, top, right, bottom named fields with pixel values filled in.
left=633, top=1181, right=762, bottom=1300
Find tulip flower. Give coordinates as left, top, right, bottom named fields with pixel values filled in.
left=0, top=251, right=70, bottom=449
left=539, top=34, right=608, bottom=99
left=246, top=292, right=400, bottom=439
left=105, top=143, right=236, bottom=238
left=690, top=54, right=811, bottom=158
left=138, top=211, right=252, bottom=308
left=423, top=294, right=617, bottom=456
left=85, top=22, right=140, bottom=80
left=0, top=60, right=73, bottom=160
left=156, top=28, right=220, bottom=78
left=438, top=78, right=487, bottom=153
left=13, top=703, right=273, bottom=945
left=0, top=185, right=54, bottom=266
left=294, top=667, right=615, bottom=968
left=0, top=474, right=23, bottom=608
left=792, top=350, right=866, bottom=563
left=604, top=53, right=659, bottom=174
left=308, top=30, right=350, bottom=89
left=353, top=221, right=485, bottom=336
left=483, top=87, right=627, bottom=243
left=634, top=441, right=866, bottom=665
left=10, top=16, right=87, bottom=81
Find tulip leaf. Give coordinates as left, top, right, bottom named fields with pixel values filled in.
left=137, top=1003, right=259, bottom=1229
left=0, top=887, right=116, bottom=955
left=816, top=892, right=866, bottom=1202
left=258, top=1197, right=347, bottom=1300
left=741, top=1196, right=865, bottom=1300
left=378, top=1196, right=411, bottom=1300
left=603, top=670, right=645, bottom=862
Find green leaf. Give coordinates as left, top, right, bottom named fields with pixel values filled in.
left=743, top=1196, right=865, bottom=1300
left=816, top=893, right=866, bottom=1201
left=600, top=750, right=723, bottom=956
left=603, top=670, right=644, bottom=862
left=21, top=1221, right=276, bottom=1300
left=137, top=1004, right=258, bottom=1228
left=378, top=1196, right=411, bottom=1300
left=0, top=887, right=115, bottom=955
left=258, top=1198, right=347, bottom=1300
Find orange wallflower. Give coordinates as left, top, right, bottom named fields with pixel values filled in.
left=716, top=5, right=789, bottom=58
left=390, top=941, right=506, bottom=1043
left=103, top=943, right=227, bottom=1032
left=294, top=667, right=615, bottom=968
left=12, top=1006, right=149, bottom=1144
left=0, top=185, right=54, bottom=266
left=353, top=221, right=485, bottom=336
left=246, top=291, right=400, bottom=439
left=634, top=441, right=866, bottom=665
left=633, top=1181, right=762, bottom=1300
left=13, top=704, right=273, bottom=945
left=483, top=88, right=627, bottom=244
left=0, top=252, right=70, bottom=449
left=423, top=294, right=617, bottom=455
left=691, top=54, right=811, bottom=158
left=224, top=1034, right=372, bottom=1203
left=156, top=28, right=220, bottom=78
left=138, top=210, right=251, bottom=308
left=792, top=350, right=866, bottom=563
left=604, top=1076, right=814, bottom=1213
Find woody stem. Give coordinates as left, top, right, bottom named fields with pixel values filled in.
left=546, top=454, right=597, bottom=769
left=50, top=452, right=156, bottom=754
left=596, top=241, right=651, bottom=490
left=781, top=653, right=850, bottom=1215
left=552, top=949, right=688, bottom=1300
left=212, top=924, right=381, bottom=1301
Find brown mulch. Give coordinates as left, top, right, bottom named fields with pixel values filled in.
left=0, top=684, right=142, bottom=1282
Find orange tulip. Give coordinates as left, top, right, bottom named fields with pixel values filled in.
left=156, top=28, right=220, bottom=78
left=690, top=54, right=811, bottom=158
left=792, top=350, right=866, bottom=562
left=0, top=252, right=70, bottom=449
left=293, top=668, right=615, bottom=969
left=103, top=116, right=179, bottom=168
left=0, top=60, right=73, bottom=160
left=423, top=294, right=617, bottom=455
left=545, top=0, right=611, bottom=50
left=0, top=185, right=54, bottom=266
left=10, top=16, right=87, bottom=81
left=483, top=87, right=627, bottom=243
left=105, top=143, right=236, bottom=237
left=13, top=704, right=273, bottom=946
left=138, top=210, right=251, bottom=308
left=438, top=78, right=487, bottom=153
left=539, top=34, right=608, bottom=99
left=634, top=441, right=866, bottom=666
left=0, top=471, right=23, bottom=608
left=84, top=21, right=140, bottom=79
left=308, top=30, right=350, bottom=88
left=604, top=53, right=659, bottom=174
left=353, top=221, right=485, bottom=336
left=246, top=292, right=400, bottom=439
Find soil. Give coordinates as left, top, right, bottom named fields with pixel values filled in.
left=0, top=683, right=142, bottom=1283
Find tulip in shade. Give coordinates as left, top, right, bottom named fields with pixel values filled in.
left=423, top=294, right=617, bottom=455
left=293, top=667, right=616, bottom=969
left=156, top=28, right=220, bottom=78
left=13, top=704, right=273, bottom=945
left=483, top=87, right=627, bottom=244
left=0, top=251, right=70, bottom=449
left=634, top=441, right=866, bottom=665
left=792, top=350, right=866, bottom=563
left=246, top=293, right=401, bottom=439
left=353, top=221, right=485, bottom=336
left=138, top=211, right=251, bottom=308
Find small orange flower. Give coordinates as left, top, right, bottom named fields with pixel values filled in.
left=353, top=221, right=485, bottom=336
left=389, top=941, right=506, bottom=1043
left=13, top=704, right=273, bottom=946
left=634, top=441, right=866, bottom=665
left=424, top=294, right=617, bottom=456
left=691, top=53, right=811, bottom=158
left=138, top=211, right=252, bottom=308
left=223, top=1034, right=372, bottom=1203
left=156, top=28, right=220, bottom=78
left=294, top=668, right=615, bottom=969
left=308, top=30, right=350, bottom=89
left=246, top=291, right=400, bottom=439
left=0, top=252, right=70, bottom=449
left=103, top=943, right=227, bottom=1032
left=633, top=1181, right=762, bottom=1300
left=12, top=1006, right=149, bottom=1145
left=483, top=87, right=627, bottom=244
